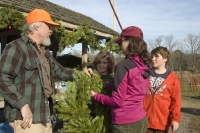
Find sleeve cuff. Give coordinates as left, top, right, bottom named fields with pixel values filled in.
left=13, top=96, right=28, bottom=109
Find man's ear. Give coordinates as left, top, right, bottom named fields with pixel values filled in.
left=35, top=25, right=40, bottom=31
left=35, top=27, right=39, bottom=31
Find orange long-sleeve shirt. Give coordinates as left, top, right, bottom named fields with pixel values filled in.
left=143, top=71, right=181, bottom=131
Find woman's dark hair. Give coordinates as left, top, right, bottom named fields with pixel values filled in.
left=93, top=51, right=115, bottom=74
left=124, top=36, right=151, bottom=64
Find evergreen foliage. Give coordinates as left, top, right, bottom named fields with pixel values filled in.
left=0, top=7, right=119, bottom=54
left=53, top=71, right=112, bottom=133
left=104, top=37, right=121, bottom=54
left=52, top=22, right=71, bottom=50
left=56, top=24, right=103, bottom=52
left=55, top=24, right=119, bottom=53
left=0, top=7, right=25, bottom=30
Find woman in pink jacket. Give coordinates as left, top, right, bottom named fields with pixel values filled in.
left=91, top=26, right=151, bottom=133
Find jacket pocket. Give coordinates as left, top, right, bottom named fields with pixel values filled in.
left=157, top=101, right=170, bottom=126
left=24, top=63, right=38, bottom=70
left=24, top=63, right=39, bottom=84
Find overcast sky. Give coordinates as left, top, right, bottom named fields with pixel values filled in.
left=48, top=0, right=200, bottom=52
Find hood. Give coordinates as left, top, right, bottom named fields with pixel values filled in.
left=127, top=56, right=152, bottom=78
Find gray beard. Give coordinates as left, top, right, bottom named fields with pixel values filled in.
left=42, top=37, right=51, bottom=46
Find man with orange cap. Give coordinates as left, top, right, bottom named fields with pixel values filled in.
left=0, top=9, right=92, bottom=133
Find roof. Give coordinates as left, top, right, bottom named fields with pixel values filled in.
left=0, top=0, right=118, bottom=36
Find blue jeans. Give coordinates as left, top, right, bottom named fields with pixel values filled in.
left=0, top=122, right=14, bottom=133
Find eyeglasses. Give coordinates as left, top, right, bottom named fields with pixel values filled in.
left=118, top=41, right=122, bottom=47
left=118, top=39, right=124, bottom=47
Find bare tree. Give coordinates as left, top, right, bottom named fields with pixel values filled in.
left=164, top=34, right=179, bottom=52
left=147, top=35, right=164, bottom=50
left=175, top=41, right=187, bottom=71
left=114, top=53, right=124, bottom=64
left=183, top=33, right=200, bottom=72
left=163, top=34, right=179, bottom=70
left=147, top=40, right=154, bottom=51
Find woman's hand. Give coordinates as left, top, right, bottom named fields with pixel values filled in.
left=91, top=90, right=97, bottom=96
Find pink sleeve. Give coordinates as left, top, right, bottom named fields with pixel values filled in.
left=93, top=78, right=128, bottom=107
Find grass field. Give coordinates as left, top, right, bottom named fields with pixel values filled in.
left=181, top=91, right=200, bottom=132
left=181, top=91, right=200, bottom=100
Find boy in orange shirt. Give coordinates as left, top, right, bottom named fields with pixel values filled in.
left=143, top=46, right=181, bottom=133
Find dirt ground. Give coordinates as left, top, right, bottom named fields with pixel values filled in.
left=176, top=98, right=200, bottom=133
left=53, top=96, right=200, bottom=133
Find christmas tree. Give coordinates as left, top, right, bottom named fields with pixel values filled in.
left=53, top=70, right=112, bottom=133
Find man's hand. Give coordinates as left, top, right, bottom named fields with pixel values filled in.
left=20, top=104, right=33, bottom=128
left=171, top=121, right=179, bottom=132
left=84, top=68, right=93, bottom=77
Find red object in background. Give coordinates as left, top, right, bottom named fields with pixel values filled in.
left=7, top=25, right=13, bottom=29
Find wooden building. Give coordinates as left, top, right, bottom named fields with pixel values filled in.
left=0, top=0, right=118, bottom=57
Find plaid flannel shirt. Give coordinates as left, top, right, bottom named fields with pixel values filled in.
left=0, top=35, right=74, bottom=123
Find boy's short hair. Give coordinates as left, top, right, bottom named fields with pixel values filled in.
left=151, top=46, right=170, bottom=63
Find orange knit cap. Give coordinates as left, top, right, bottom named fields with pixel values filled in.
left=26, top=9, right=60, bottom=27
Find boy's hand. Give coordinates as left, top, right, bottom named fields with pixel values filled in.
left=171, top=121, right=179, bottom=132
